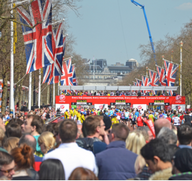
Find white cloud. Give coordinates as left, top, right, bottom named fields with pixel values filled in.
left=176, top=2, right=192, bottom=10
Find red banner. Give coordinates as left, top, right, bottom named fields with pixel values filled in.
left=56, top=95, right=185, bottom=106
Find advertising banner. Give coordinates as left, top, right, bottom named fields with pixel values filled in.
left=56, top=95, right=185, bottom=108
left=55, top=104, right=69, bottom=113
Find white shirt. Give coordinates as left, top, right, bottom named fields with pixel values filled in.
left=43, top=142, right=98, bottom=180
left=173, top=116, right=180, bottom=126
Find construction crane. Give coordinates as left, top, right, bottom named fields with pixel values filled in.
left=131, top=0, right=157, bottom=64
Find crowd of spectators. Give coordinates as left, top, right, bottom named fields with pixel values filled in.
left=0, top=105, right=191, bottom=180
left=63, top=90, right=178, bottom=96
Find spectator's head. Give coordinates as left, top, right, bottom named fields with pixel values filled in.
left=5, top=123, right=22, bottom=138
left=157, top=127, right=177, bottom=145
left=0, top=113, right=5, bottom=132
left=0, top=127, right=5, bottom=147
left=38, top=131, right=55, bottom=154
left=21, top=115, right=44, bottom=135
left=137, top=126, right=149, bottom=142
left=126, top=131, right=146, bottom=155
left=18, top=134, right=36, bottom=153
left=103, top=115, right=111, bottom=131
left=172, top=148, right=192, bottom=174
left=7, top=118, right=23, bottom=127
left=59, top=119, right=77, bottom=143
left=109, top=123, right=129, bottom=142
left=3, top=137, right=19, bottom=154
left=141, top=138, right=172, bottom=173
left=134, top=154, right=146, bottom=175
left=69, top=167, right=98, bottom=180
left=0, top=151, right=15, bottom=180
left=83, top=116, right=105, bottom=138
left=177, top=124, right=192, bottom=146
left=53, top=121, right=62, bottom=145
left=39, top=159, right=65, bottom=180
left=154, top=118, right=172, bottom=136
left=11, top=144, right=34, bottom=171
left=45, top=123, right=56, bottom=134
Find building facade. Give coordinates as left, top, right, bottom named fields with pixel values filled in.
left=82, top=58, right=138, bottom=86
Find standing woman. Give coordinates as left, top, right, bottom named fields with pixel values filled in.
left=39, top=159, right=65, bottom=180
left=11, top=144, right=34, bottom=180
left=38, top=131, right=55, bottom=155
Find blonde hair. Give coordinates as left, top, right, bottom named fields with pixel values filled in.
left=134, top=155, right=146, bottom=175
left=126, top=131, right=146, bottom=155
left=38, top=131, right=55, bottom=154
left=3, top=137, right=19, bottom=153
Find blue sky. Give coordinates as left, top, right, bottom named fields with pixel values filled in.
left=66, top=0, right=192, bottom=65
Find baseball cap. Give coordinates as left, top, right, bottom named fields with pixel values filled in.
left=173, top=148, right=192, bottom=172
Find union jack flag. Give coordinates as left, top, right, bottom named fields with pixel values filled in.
left=148, top=70, right=159, bottom=86
left=142, top=76, right=150, bottom=93
left=47, top=26, right=66, bottom=85
left=17, top=0, right=53, bottom=74
left=156, top=65, right=166, bottom=86
left=136, top=79, right=142, bottom=86
left=72, top=64, right=77, bottom=86
left=42, top=65, right=51, bottom=83
left=60, top=59, right=73, bottom=86
left=164, top=59, right=179, bottom=87
left=133, top=81, right=137, bottom=86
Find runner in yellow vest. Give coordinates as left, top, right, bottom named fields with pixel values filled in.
left=64, top=110, right=70, bottom=119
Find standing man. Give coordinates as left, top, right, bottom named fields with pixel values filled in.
left=43, top=119, right=98, bottom=180
left=96, top=123, right=137, bottom=180
left=76, top=115, right=109, bottom=154
left=21, top=115, right=44, bottom=155
left=0, top=151, right=15, bottom=180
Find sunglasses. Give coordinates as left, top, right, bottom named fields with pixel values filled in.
left=0, top=166, right=15, bottom=174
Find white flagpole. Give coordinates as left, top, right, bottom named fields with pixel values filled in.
left=28, top=72, right=32, bottom=111
left=180, top=41, right=183, bottom=96
left=38, top=69, right=41, bottom=108
left=10, top=0, right=15, bottom=117
left=53, top=83, right=55, bottom=109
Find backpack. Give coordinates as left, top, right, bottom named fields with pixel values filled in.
left=76, top=137, right=99, bottom=153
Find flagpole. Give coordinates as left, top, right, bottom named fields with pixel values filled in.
left=180, top=41, right=183, bottom=96
left=53, top=84, right=55, bottom=109
left=28, top=72, right=32, bottom=111
left=38, top=69, right=41, bottom=108
left=10, top=0, right=15, bottom=116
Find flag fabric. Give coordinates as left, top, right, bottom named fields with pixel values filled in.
left=72, top=64, right=77, bottom=86
left=17, top=0, right=53, bottom=74
left=148, top=70, right=159, bottom=86
left=46, top=25, right=66, bottom=85
left=42, top=65, right=51, bottom=83
left=136, top=79, right=142, bottom=86
left=164, top=59, right=179, bottom=87
left=156, top=65, right=166, bottom=86
left=141, top=76, right=150, bottom=93
left=60, top=59, right=73, bottom=86
left=133, top=81, right=137, bottom=86
left=167, top=91, right=173, bottom=96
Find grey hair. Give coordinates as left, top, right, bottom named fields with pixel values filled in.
left=157, top=127, right=177, bottom=145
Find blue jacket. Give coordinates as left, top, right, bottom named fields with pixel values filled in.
left=96, top=140, right=137, bottom=180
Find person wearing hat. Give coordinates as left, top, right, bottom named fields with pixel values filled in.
left=69, top=108, right=74, bottom=119
left=169, top=148, right=192, bottom=180
left=64, top=110, right=70, bottom=119
left=111, top=113, right=119, bottom=126
left=80, top=112, right=86, bottom=124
